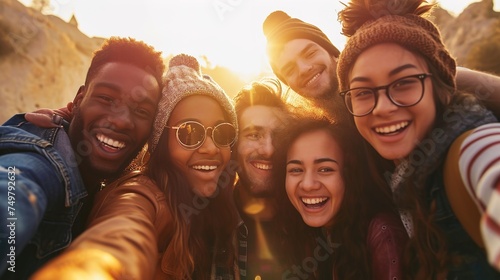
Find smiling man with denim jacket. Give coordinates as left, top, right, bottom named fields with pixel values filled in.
left=0, top=37, right=164, bottom=279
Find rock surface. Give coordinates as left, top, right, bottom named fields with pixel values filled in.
left=1, top=0, right=499, bottom=123
left=432, top=0, right=500, bottom=66
left=0, top=0, right=103, bottom=123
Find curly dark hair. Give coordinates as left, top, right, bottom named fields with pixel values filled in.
left=84, top=37, right=165, bottom=88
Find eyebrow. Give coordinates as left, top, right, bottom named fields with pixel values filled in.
left=286, top=158, right=338, bottom=165
left=240, top=125, right=265, bottom=133
left=280, top=43, right=317, bottom=74
left=93, top=82, right=158, bottom=107
left=349, top=64, right=419, bottom=84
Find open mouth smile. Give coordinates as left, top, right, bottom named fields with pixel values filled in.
left=301, top=197, right=329, bottom=208
left=374, top=121, right=409, bottom=135
left=252, top=162, right=272, bottom=170
left=304, top=71, right=322, bottom=87
left=97, top=133, right=125, bottom=150
left=191, top=165, right=218, bottom=171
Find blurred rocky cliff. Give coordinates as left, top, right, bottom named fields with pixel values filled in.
left=432, top=0, right=500, bottom=74
left=0, top=0, right=104, bottom=123
left=1, top=0, right=499, bottom=123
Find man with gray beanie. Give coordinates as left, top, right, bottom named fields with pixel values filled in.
left=262, top=10, right=500, bottom=120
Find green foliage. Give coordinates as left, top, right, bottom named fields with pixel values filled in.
left=465, top=24, right=500, bottom=76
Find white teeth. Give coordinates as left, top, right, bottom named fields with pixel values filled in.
left=375, top=121, right=409, bottom=134
left=97, top=134, right=125, bottom=149
left=254, top=163, right=272, bottom=170
left=192, top=165, right=217, bottom=171
left=305, top=73, right=321, bottom=87
left=301, top=197, right=328, bottom=205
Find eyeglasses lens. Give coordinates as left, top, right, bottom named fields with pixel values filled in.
left=176, top=122, right=236, bottom=148
left=177, top=122, right=204, bottom=147
left=213, top=123, right=236, bottom=146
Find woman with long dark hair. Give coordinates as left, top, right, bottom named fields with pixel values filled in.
left=273, top=113, right=407, bottom=279
left=32, top=54, right=240, bottom=280
left=337, top=0, right=500, bottom=278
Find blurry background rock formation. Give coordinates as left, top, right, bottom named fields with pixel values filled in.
left=1, top=0, right=499, bottom=123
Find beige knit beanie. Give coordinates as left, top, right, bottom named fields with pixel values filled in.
left=149, top=54, right=237, bottom=153
left=337, top=0, right=456, bottom=92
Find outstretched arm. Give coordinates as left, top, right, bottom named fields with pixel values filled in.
left=459, top=123, right=500, bottom=271
left=0, top=151, right=65, bottom=273
left=31, top=173, right=172, bottom=280
left=456, top=67, right=500, bottom=118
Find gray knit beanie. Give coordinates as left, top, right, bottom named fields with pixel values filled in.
left=149, top=54, right=237, bottom=153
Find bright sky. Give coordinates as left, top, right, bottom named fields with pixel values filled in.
left=19, top=0, right=499, bottom=80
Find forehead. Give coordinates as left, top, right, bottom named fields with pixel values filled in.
left=88, top=62, right=160, bottom=101
left=169, top=95, right=225, bottom=124
left=239, top=105, right=286, bottom=130
left=90, top=62, right=158, bottom=90
left=275, top=40, right=323, bottom=65
left=289, top=129, right=343, bottom=162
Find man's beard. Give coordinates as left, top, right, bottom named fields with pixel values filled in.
left=311, top=63, right=340, bottom=101
left=237, top=169, right=274, bottom=198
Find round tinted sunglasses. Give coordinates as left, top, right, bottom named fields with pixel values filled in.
left=167, top=121, right=236, bottom=150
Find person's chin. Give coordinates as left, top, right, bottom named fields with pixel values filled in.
left=192, top=181, right=218, bottom=197
left=88, top=160, right=123, bottom=177
left=248, top=182, right=273, bottom=197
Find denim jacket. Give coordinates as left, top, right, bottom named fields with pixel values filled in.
left=0, top=114, right=86, bottom=268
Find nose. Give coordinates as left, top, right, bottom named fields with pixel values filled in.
left=300, top=170, right=321, bottom=192
left=107, top=104, right=134, bottom=130
left=371, top=90, right=398, bottom=116
left=297, top=60, right=313, bottom=75
left=198, top=133, right=219, bottom=155
left=258, top=135, right=274, bottom=158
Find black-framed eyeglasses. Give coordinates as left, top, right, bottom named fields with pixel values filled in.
left=167, top=121, right=236, bottom=150
left=339, top=73, right=432, bottom=117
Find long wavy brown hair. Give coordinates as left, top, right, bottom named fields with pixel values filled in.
left=337, top=0, right=471, bottom=278
left=146, top=112, right=239, bottom=280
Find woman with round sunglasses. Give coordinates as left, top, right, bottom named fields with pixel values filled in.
left=32, top=54, right=240, bottom=280
left=337, top=0, right=500, bottom=279
left=272, top=113, right=408, bottom=279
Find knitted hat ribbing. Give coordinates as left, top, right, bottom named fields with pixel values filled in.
left=263, top=11, right=341, bottom=85
left=337, top=13, right=456, bottom=92
left=149, top=54, right=237, bottom=153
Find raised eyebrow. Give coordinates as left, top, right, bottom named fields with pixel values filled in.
left=240, top=125, right=264, bottom=133
left=349, top=64, right=419, bottom=84
left=314, top=158, right=338, bottom=165
left=286, top=159, right=302, bottom=166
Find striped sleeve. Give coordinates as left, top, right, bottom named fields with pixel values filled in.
left=459, top=122, right=500, bottom=270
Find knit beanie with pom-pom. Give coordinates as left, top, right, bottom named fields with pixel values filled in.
left=149, top=54, right=237, bottom=153
left=337, top=0, right=456, bottom=92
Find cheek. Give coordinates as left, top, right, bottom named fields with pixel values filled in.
left=237, top=141, right=251, bottom=158
left=354, top=118, right=370, bottom=139
left=329, top=176, right=345, bottom=200
left=168, top=137, right=191, bottom=169
left=220, top=148, right=231, bottom=167
left=285, top=177, right=297, bottom=200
